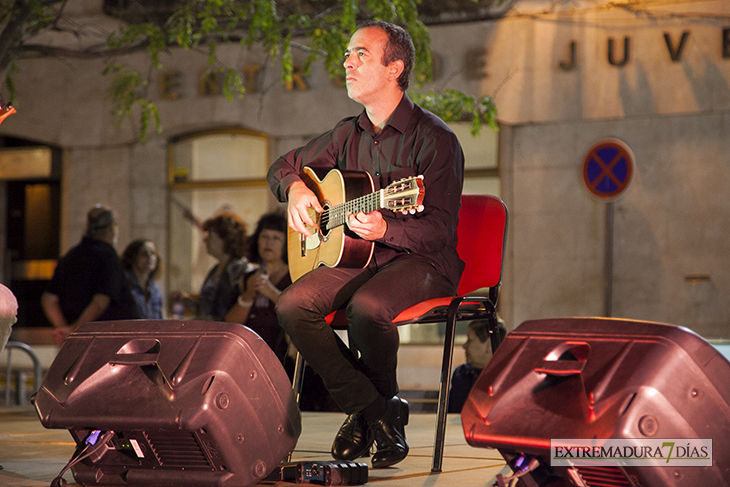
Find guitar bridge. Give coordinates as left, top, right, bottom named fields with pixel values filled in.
left=300, top=233, right=307, bottom=257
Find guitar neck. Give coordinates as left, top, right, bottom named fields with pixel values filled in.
left=323, top=191, right=383, bottom=230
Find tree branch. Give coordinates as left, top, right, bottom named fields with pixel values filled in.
left=19, top=41, right=151, bottom=59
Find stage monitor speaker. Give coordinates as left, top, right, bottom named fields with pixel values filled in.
left=461, top=317, right=730, bottom=487
left=33, top=320, right=301, bottom=487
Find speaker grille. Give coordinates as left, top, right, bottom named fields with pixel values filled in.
left=145, top=431, right=213, bottom=469
left=575, top=466, right=631, bottom=487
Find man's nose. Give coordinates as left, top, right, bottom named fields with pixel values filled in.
left=343, top=52, right=357, bottom=69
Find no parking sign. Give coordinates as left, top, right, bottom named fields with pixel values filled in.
left=582, top=139, right=634, bottom=200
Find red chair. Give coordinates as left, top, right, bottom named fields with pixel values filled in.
left=291, top=194, right=508, bottom=471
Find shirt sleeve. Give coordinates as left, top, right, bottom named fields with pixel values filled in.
left=267, top=129, right=341, bottom=202
left=378, top=128, right=464, bottom=255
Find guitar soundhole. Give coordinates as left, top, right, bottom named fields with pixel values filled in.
left=319, top=203, right=331, bottom=242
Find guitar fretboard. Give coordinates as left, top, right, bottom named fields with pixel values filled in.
left=320, top=190, right=382, bottom=231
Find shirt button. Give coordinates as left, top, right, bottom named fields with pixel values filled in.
left=374, top=140, right=378, bottom=145
left=376, top=172, right=381, bottom=177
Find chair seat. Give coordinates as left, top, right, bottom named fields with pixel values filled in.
left=392, top=295, right=494, bottom=325
left=325, top=295, right=495, bottom=327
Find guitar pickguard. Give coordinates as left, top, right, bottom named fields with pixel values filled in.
left=299, top=205, right=330, bottom=256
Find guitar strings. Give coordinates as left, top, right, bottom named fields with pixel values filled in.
left=323, top=192, right=379, bottom=230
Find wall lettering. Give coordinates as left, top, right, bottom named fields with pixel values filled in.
left=160, top=71, right=182, bottom=100
left=559, top=41, right=577, bottom=71
left=465, top=48, right=488, bottom=79
left=430, top=52, right=443, bottom=80
left=285, top=63, right=308, bottom=91
left=159, top=27, right=730, bottom=101
left=664, top=31, right=690, bottom=62
left=242, top=65, right=262, bottom=92
left=199, top=70, right=221, bottom=96
left=608, top=37, right=631, bottom=66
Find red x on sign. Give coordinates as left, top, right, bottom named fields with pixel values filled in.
left=582, top=139, right=634, bottom=200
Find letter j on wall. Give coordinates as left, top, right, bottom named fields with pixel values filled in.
left=582, top=138, right=634, bottom=201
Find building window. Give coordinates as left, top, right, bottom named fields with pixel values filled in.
left=167, top=128, right=272, bottom=300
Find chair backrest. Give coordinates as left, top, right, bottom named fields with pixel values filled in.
left=456, top=194, right=508, bottom=297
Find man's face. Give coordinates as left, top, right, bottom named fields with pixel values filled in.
left=343, top=27, right=391, bottom=105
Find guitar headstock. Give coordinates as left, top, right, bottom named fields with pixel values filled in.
left=383, top=175, right=425, bottom=215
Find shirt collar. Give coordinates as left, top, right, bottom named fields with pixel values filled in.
left=357, top=92, right=413, bottom=136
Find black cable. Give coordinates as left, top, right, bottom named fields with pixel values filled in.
left=50, top=430, right=115, bottom=487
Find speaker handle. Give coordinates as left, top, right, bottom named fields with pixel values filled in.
left=109, top=352, right=159, bottom=366
left=109, top=338, right=161, bottom=366
left=534, top=359, right=586, bottom=376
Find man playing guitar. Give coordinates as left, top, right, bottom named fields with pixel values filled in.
left=267, top=20, right=465, bottom=468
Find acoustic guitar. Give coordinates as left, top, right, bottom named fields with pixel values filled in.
left=288, top=166, right=425, bottom=281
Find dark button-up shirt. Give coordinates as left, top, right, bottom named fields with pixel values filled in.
left=47, top=236, right=136, bottom=323
left=268, top=94, right=465, bottom=287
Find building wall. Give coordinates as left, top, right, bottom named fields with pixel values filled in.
left=0, top=0, right=729, bottom=343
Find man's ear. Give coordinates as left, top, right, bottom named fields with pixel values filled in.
left=388, top=60, right=405, bottom=82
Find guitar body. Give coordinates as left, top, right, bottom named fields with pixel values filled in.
left=288, top=167, right=376, bottom=282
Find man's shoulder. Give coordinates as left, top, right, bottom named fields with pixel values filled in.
left=331, top=113, right=361, bottom=134
left=59, top=238, right=120, bottom=270
left=410, top=101, right=457, bottom=137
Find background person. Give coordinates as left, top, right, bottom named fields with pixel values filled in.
left=122, top=239, right=163, bottom=319
left=448, top=318, right=507, bottom=413
left=226, top=212, right=290, bottom=363
left=42, top=205, right=138, bottom=344
left=176, top=210, right=251, bottom=321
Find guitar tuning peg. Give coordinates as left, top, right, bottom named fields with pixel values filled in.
left=417, top=205, right=425, bottom=212
left=409, top=208, right=416, bottom=215
left=401, top=209, right=408, bottom=215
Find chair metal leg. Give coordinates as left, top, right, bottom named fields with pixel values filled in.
left=291, top=351, right=306, bottom=403
left=431, top=300, right=460, bottom=473
left=287, top=351, right=306, bottom=462
left=487, top=306, right=502, bottom=354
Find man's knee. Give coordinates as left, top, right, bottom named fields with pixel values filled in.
left=347, top=293, right=393, bottom=330
left=275, top=286, right=299, bottom=332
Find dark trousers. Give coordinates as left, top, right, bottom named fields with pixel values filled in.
left=277, top=254, right=454, bottom=415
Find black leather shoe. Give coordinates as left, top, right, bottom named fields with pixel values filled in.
left=369, top=397, right=409, bottom=468
left=331, top=412, right=372, bottom=461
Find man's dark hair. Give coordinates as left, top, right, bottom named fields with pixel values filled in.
left=357, top=20, right=415, bottom=91
left=468, top=318, right=507, bottom=344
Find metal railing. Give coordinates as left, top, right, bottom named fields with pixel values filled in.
left=3, top=341, right=42, bottom=406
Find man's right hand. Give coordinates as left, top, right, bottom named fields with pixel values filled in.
left=287, top=181, right=323, bottom=237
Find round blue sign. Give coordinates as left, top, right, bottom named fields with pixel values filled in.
left=582, top=139, right=634, bottom=200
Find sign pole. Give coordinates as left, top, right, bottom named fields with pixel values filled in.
left=605, top=202, right=614, bottom=317
left=582, top=138, right=634, bottom=319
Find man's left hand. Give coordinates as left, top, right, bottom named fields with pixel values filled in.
left=347, top=211, right=387, bottom=240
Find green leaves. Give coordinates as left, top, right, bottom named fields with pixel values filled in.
left=104, top=64, right=161, bottom=144
left=410, top=90, right=499, bottom=135
left=101, top=0, right=499, bottom=141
